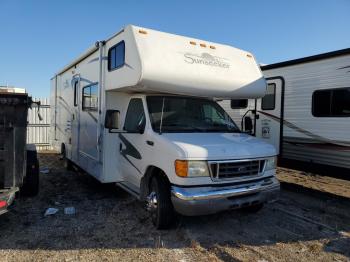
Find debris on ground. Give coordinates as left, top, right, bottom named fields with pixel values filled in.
left=0, top=153, right=349, bottom=262
left=44, top=207, right=59, bottom=216
left=64, top=207, right=76, bottom=215
left=40, top=167, right=50, bottom=174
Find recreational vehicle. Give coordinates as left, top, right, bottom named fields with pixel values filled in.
left=223, top=48, right=350, bottom=170
left=50, top=25, right=279, bottom=229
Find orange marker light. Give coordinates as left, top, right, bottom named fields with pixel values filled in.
left=209, top=45, right=216, bottom=49
left=200, top=43, right=206, bottom=48
left=139, top=29, right=147, bottom=34
left=175, top=160, right=188, bottom=177
left=190, top=41, right=196, bottom=45
left=246, top=54, right=253, bottom=58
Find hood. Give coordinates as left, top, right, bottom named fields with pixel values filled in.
left=162, top=133, right=276, bottom=160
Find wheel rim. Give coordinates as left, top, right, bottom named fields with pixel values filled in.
left=147, top=191, right=158, bottom=222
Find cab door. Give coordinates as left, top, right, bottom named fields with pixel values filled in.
left=255, top=78, right=284, bottom=154
left=119, top=98, right=147, bottom=193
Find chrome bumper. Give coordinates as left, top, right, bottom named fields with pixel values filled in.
left=171, top=177, right=280, bottom=216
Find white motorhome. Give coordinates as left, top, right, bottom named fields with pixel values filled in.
left=223, top=48, right=350, bottom=170
left=51, top=25, right=279, bottom=229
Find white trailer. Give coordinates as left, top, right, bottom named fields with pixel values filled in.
left=224, top=48, right=350, bottom=170
left=51, top=25, right=279, bottom=229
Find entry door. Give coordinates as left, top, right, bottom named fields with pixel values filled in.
left=78, top=83, right=99, bottom=161
left=255, top=78, right=283, bottom=154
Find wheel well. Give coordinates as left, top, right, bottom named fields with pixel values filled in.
left=140, top=166, right=170, bottom=201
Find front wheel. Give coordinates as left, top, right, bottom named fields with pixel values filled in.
left=147, top=176, right=174, bottom=229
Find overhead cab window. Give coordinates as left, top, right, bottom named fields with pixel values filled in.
left=312, top=87, right=350, bottom=117
left=82, top=83, right=98, bottom=111
left=108, top=41, right=125, bottom=71
left=261, top=83, right=276, bottom=110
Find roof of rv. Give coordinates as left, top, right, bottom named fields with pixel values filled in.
left=261, top=48, right=350, bottom=70
left=54, top=24, right=247, bottom=76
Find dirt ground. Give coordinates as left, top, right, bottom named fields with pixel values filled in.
left=0, top=153, right=349, bottom=262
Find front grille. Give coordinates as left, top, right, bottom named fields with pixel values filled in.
left=210, top=160, right=265, bottom=180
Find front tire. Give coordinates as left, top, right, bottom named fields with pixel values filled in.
left=147, top=175, right=174, bottom=229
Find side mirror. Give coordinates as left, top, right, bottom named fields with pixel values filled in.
left=244, top=116, right=253, bottom=134
left=105, top=110, right=120, bottom=131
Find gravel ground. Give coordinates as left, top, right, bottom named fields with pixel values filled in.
left=0, top=153, right=349, bottom=262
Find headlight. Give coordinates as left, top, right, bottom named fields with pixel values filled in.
left=265, top=156, right=277, bottom=171
left=174, top=160, right=210, bottom=177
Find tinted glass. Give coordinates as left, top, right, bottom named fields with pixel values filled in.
left=312, top=90, right=331, bottom=116
left=124, top=99, right=145, bottom=132
left=108, top=41, right=125, bottom=71
left=261, top=83, right=276, bottom=110
left=147, top=96, right=239, bottom=133
left=231, top=99, right=248, bottom=109
left=332, top=88, right=350, bottom=115
left=313, top=88, right=350, bottom=117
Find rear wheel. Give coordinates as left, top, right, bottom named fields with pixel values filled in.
left=61, top=144, right=73, bottom=170
left=147, top=175, right=174, bottom=229
left=21, top=150, right=39, bottom=197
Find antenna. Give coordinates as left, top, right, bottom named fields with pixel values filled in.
left=159, top=97, right=165, bottom=135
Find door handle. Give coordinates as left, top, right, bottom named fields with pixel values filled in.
left=119, top=143, right=122, bottom=152
left=146, top=140, right=154, bottom=146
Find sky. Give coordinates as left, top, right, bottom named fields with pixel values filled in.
left=0, top=0, right=349, bottom=98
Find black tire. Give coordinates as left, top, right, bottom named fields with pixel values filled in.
left=148, top=175, right=174, bottom=229
left=240, top=203, right=264, bottom=213
left=61, top=144, right=73, bottom=170
left=21, top=150, right=39, bottom=197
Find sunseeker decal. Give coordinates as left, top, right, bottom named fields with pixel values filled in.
left=183, top=52, right=230, bottom=68
left=118, top=134, right=142, bottom=173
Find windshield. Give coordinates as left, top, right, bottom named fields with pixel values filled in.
left=146, top=96, right=240, bottom=133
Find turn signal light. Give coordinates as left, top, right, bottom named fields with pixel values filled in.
left=190, top=41, right=196, bottom=45
left=139, top=29, right=148, bottom=34
left=175, top=160, right=188, bottom=177
left=200, top=43, right=206, bottom=48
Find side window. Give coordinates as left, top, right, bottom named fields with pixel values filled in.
left=73, top=81, right=78, bottom=107
left=82, top=84, right=98, bottom=111
left=124, top=99, right=146, bottom=133
left=231, top=99, right=248, bottom=109
left=312, top=87, right=350, bottom=117
left=108, top=41, right=125, bottom=71
left=261, top=83, right=276, bottom=110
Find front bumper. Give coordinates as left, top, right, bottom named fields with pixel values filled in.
left=171, top=177, right=280, bottom=216
left=0, top=188, right=18, bottom=216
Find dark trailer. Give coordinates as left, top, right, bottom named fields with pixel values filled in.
left=0, top=88, right=39, bottom=215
